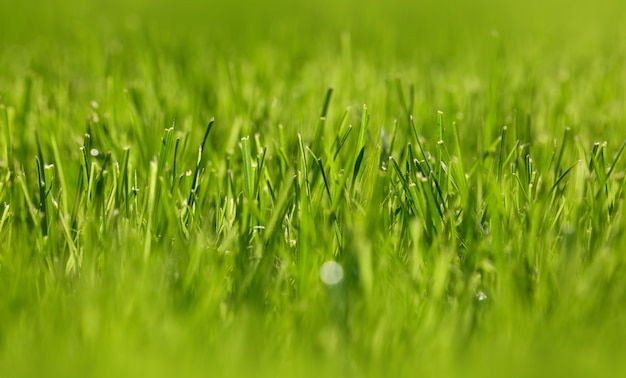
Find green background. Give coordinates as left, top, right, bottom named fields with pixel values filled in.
left=1, top=1, right=626, bottom=377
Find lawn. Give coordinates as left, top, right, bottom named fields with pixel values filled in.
left=1, top=0, right=626, bottom=376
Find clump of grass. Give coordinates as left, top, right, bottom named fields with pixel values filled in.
left=2, top=1, right=626, bottom=377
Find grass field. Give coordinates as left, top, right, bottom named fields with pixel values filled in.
left=2, top=0, right=626, bottom=376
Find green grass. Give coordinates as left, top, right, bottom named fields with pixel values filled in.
left=2, top=0, right=626, bottom=376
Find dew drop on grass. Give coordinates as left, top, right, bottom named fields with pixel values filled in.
left=320, top=261, right=344, bottom=286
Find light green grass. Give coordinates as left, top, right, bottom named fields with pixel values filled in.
left=1, top=0, right=626, bottom=376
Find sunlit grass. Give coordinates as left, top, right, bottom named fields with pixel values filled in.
left=1, top=0, right=626, bottom=377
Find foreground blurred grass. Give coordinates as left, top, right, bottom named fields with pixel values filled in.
left=1, top=0, right=626, bottom=377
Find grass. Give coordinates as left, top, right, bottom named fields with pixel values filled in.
left=1, top=0, right=626, bottom=376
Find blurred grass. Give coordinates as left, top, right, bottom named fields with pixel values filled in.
left=1, top=0, right=626, bottom=377
left=2, top=0, right=625, bottom=50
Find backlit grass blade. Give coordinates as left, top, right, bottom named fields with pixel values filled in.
left=0, top=104, right=14, bottom=166
left=0, top=203, right=10, bottom=234
left=157, top=124, right=175, bottom=176
left=312, top=87, right=333, bottom=155
left=333, top=109, right=352, bottom=160
left=352, top=104, right=369, bottom=187
left=144, top=160, right=157, bottom=260
left=35, top=134, right=48, bottom=237
left=241, top=136, right=253, bottom=201
left=607, top=138, right=626, bottom=179
left=409, top=115, right=434, bottom=176
left=187, top=120, right=215, bottom=211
